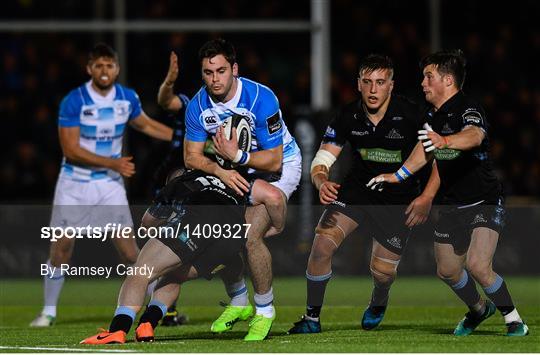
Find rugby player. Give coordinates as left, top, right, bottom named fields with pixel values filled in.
left=30, top=43, right=173, bottom=327
left=80, top=169, right=248, bottom=344
left=367, top=50, right=528, bottom=336
left=288, top=54, right=437, bottom=334
left=183, top=39, right=302, bottom=340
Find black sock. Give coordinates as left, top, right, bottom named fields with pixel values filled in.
left=167, top=300, right=177, bottom=313
left=483, top=274, right=515, bottom=316
left=305, top=271, right=332, bottom=319
left=370, top=284, right=390, bottom=308
left=445, top=271, right=481, bottom=310
left=109, top=314, right=133, bottom=333
left=138, top=305, right=165, bottom=329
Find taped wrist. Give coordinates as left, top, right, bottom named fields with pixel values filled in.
left=311, top=150, right=336, bottom=173
left=233, top=150, right=250, bottom=165
left=394, top=165, right=412, bottom=182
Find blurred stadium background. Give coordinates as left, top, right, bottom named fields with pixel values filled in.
left=1, top=0, right=539, bottom=278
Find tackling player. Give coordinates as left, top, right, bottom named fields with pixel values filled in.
left=30, top=43, right=173, bottom=327
left=81, top=170, right=248, bottom=344
left=367, top=50, right=528, bottom=336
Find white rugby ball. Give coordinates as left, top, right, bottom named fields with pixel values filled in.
left=216, top=114, right=252, bottom=169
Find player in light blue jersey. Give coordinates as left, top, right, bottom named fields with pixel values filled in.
left=30, top=43, right=173, bottom=327
left=183, top=39, right=302, bottom=340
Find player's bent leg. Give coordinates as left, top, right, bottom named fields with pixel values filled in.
left=289, top=211, right=357, bottom=335
left=434, top=242, right=494, bottom=336
left=135, top=265, right=196, bottom=342
left=30, top=237, right=76, bottom=327
left=467, top=227, right=528, bottom=336
left=362, top=241, right=400, bottom=330
left=250, top=179, right=287, bottom=237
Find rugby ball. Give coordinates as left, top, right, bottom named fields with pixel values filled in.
left=216, top=114, right=252, bottom=169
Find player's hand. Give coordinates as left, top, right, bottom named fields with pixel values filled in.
left=216, top=168, right=250, bottom=196
left=405, top=194, right=433, bottom=227
left=319, top=181, right=341, bottom=205
left=164, top=51, right=179, bottom=85
left=366, top=173, right=398, bottom=191
left=418, top=123, right=448, bottom=152
left=111, top=156, right=135, bottom=177
left=212, top=126, right=239, bottom=161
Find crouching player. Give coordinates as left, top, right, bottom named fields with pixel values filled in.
left=81, top=169, right=248, bottom=344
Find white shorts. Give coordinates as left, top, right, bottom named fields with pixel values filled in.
left=50, top=176, right=134, bottom=228
left=272, top=152, right=302, bottom=200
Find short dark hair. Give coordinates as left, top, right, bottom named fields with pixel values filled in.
left=358, top=54, right=394, bottom=79
left=88, top=43, right=118, bottom=63
left=420, top=49, right=466, bottom=89
left=198, top=38, right=236, bottom=66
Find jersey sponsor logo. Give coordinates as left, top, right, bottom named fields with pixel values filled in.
left=392, top=116, right=404, bottom=121
left=434, top=148, right=461, bottom=160
left=462, top=109, right=483, bottom=126
left=358, top=148, right=402, bottom=163
left=351, top=130, right=369, bottom=136
left=385, top=128, right=404, bottom=139
left=386, top=236, right=402, bottom=249
left=324, top=126, right=336, bottom=138
left=266, top=112, right=282, bottom=135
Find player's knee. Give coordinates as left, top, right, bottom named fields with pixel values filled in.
left=370, top=256, right=398, bottom=285
left=245, top=234, right=265, bottom=251
left=466, top=260, right=493, bottom=285
left=309, top=229, right=341, bottom=263
left=263, top=185, right=285, bottom=209
left=436, top=265, right=462, bottom=284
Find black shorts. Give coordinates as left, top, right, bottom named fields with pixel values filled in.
left=326, top=182, right=415, bottom=255
left=148, top=173, right=247, bottom=279
left=156, top=200, right=247, bottom=280
left=433, top=195, right=506, bottom=253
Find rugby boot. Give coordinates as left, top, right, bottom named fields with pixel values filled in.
left=454, top=300, right=496, bottom=336
left=210, top=303, right=254, bottom=333
left=361, top=306, right=386, bottom=330
left=161, top=307, right=189, bottom=326
left=80, top=329, right=126, bottom=344
left=135, top=322, right=154, bottom=342
left=244, top=313, right=275, bottom=341
left=30, top=313, right=55, bottom=327
left=287, top=315, right=321, bottom=334
left=506, top=321, right=529, bottom=336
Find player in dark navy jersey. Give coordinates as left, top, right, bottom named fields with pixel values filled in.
left=288, top=54, right=438, bottom=334
left=368, top=50, right=528, bottom=337
left=80, top=169, right=248, bottom=344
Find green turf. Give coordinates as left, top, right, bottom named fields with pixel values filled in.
left=1, top=277, right=539, bottom=352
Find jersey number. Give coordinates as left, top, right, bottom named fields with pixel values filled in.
left=195, top=176, right=226, bottom=189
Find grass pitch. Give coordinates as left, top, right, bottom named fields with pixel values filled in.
left=1, top=276, right=539, bottom=352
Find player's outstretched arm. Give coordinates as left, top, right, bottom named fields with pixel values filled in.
left=130, top=112, right=173, bottom=141
left=59, top=127, right=135, bottom=177
left=311, top=144, right=342, bottom=204
left=157, top=51, right=183, bottom=112
left=367, top=140, right=432, bottom=191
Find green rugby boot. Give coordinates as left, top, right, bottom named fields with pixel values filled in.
left=454, top=300, right=496, bottom=336
left=211, top=303, right=254, bottom=333
left=506, top=321, right=529, bottom=336
left=244, top=313, right=275, bottom=341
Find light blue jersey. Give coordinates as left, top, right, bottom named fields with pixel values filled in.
left=58, top=81, right=142, bottom=182
left=185, top=77, right=300, bottom=164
